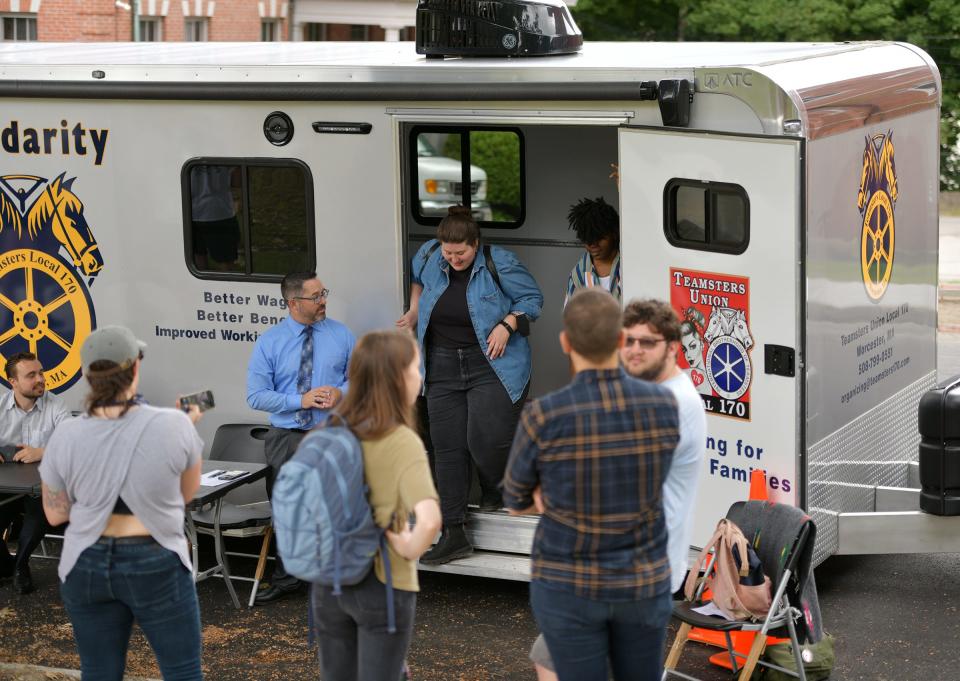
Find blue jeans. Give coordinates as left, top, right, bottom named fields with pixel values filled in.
left=530, top=580, right=672, bottom=681
left=60, top=537, right=203, bottom=681
left=313, top=569, right=417, bottom=681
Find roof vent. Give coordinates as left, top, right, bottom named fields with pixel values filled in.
left=416, top=0, right=583, bottom=58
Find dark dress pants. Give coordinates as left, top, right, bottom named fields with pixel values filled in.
left=0, top=495, right=48, bottom=572
left=426, top=345, right=526, bottom=526
left=264, top=427, right=306, bottom=588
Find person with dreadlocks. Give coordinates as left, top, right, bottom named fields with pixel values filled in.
left=564, top=197, right=621, bottom=307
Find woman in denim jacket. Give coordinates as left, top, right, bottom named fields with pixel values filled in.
left=397, top=206, right=543, bottom=564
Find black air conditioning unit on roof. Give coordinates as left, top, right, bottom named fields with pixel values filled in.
left=416, top=0, right=583, bottom=58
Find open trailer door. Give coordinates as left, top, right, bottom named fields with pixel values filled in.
left=618, top=127, right=803, bottom=549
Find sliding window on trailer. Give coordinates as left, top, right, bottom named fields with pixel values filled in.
left=408, top=126, right=526, bottom=229
left=181, top=158, right=316, bottom=282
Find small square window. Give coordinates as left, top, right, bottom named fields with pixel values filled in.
left=411, top=127, right=525, bottom=229
left=303, top=23, right=327, bottom=41
left=183, top=160, right=315, bottom=281
left=184, top=18, right=208, bottom=42
left=664, top=179, right=749, bottom=254
left=138, top=17, right=162, bottom=41
left=261, top=20, right=281, bottom=42
left=2, top=15, right=37, bottom=41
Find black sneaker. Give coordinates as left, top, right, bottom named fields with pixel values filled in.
left=420, top=525, right=473, bottom=566
left=478, top=488, right=502, bottom=512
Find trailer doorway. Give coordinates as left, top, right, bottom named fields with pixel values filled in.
left=401, top=120, right=622, bottom=398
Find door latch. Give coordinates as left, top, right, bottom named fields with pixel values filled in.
left=764, top=345, right=795, bottom=377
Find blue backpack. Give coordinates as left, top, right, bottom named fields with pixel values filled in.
left=272, top=424, right=395, bottom=631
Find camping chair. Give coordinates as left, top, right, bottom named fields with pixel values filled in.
left=663, top=500, right=817, bottom=681
left=190, top=423, right=273, bottom=607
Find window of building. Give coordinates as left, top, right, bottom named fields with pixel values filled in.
left=664, top=179, right=749, bottom=254
left=411, top=127, right=525, bottom=229
left=399, top=26, right=416, bottom=41
left=184, top=18, right=208, bottom=42
left=349, top=24, right=370, bottom=41
left=303, top=22, right=327, bottom=41
left=2, top=15, right=37, bottom=41
left=261, top=20, right=282, bottom=41
left=138, top=17, right=162, bottom=42
left=182, top=159, right=315, bottom=281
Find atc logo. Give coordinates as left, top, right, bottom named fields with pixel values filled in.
left=858, top=131, right=898, bottom=301
left=0, top=173, right=102, bottom=392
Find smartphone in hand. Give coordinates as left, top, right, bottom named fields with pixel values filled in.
left=0, top=445, right=17, bottom=463
left=180, top=390, right=215, bottom=413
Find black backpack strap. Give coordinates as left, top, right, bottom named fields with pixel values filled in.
left=483, top=243, right=502, bottom=292
left=379, top=534, right=397, bottom=634
left=414, top=241, right=441, bottom=283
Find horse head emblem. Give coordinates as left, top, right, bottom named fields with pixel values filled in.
left=27, top=173, right=102, bottom=277
left=705, top=306, right=754, bottom=350
left=879, top=134, right=897, bottom=203
left=858, top=132, right=897, bottom=211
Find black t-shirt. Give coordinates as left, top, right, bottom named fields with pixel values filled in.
left=427, top=266, right=477, bottom=348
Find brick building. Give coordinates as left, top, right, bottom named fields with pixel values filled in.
left=0, top=0, right=421, bottom=42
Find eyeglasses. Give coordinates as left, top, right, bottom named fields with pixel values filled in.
left=293, top=289, right=330, bottom=304
left=625, top=336, right=667, bottom=350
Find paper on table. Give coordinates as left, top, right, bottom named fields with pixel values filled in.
left=691, top=601, right=735, bottom=620
left=199, top=470, right=228, bottom=487
left=200, top=470, right=250, bottom=487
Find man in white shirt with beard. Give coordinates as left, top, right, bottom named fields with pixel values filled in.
left=0, top=352, right=69, bottom=594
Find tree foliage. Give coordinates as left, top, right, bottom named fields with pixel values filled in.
left=571, top=0, right=960, bottom=188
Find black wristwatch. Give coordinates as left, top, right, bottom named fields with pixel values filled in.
left=498, top=319, right=515, bottom=335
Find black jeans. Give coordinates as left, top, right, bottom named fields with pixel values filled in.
left=426, top=345, right=526, bottom=525
left=0, top=495, right=48, bottom=571
left=264, top=427, right=307, bottom=588
left=313, top=569, right=417, bottom=681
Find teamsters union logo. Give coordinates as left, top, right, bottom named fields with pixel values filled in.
left=0, top=173, right=102, bottom=392
left=858, top=131, right=898, bottom=301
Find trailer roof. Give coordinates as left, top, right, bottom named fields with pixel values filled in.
left=0, top=41, right=938, bottom=139
left=0, top=40, right=919, bottom=72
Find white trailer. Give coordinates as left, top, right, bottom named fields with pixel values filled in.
left=0, top=35, right=943, bottom=577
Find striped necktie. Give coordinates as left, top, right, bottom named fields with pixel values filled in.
left=295, top=325, right=314, bottom=428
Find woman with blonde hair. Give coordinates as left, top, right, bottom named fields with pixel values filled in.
left=313, top=330, right=442, bottom=681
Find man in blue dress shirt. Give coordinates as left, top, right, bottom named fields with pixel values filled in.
left=247, top=271, right=355, bottom=604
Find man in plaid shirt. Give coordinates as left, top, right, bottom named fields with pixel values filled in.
left=503, top=289, right=680, bottom=681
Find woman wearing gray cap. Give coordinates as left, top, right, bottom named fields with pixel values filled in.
left=39, top=325, right=205, bottom=681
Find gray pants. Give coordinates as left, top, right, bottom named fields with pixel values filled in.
left=313, top=569, right=416, bottom=681
left=264, top=427, right=307, bottom=588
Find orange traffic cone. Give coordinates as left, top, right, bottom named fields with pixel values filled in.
left=749, top=467, right=769, bottom=502
left=688, top=470, right=772, bottom=655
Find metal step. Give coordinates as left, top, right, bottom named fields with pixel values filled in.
left=838, top=510, right=960, bottom=554
left=875, top=485, right=921, bottom=512
left=908, top=460, right=920, bottom=488
left=418, top=550, right=531, bottom=581
left=465, top=508, right=537, bottom=554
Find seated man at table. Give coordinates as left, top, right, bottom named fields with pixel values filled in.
left=0, top=352, right=69, bottom=594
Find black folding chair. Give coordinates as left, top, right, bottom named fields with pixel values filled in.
left=663, top=500, right=817, bottom=681
left=190, top=423, right=272, bottom=607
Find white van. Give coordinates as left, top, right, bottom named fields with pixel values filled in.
left=0, top=29, right=943, bottom=577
